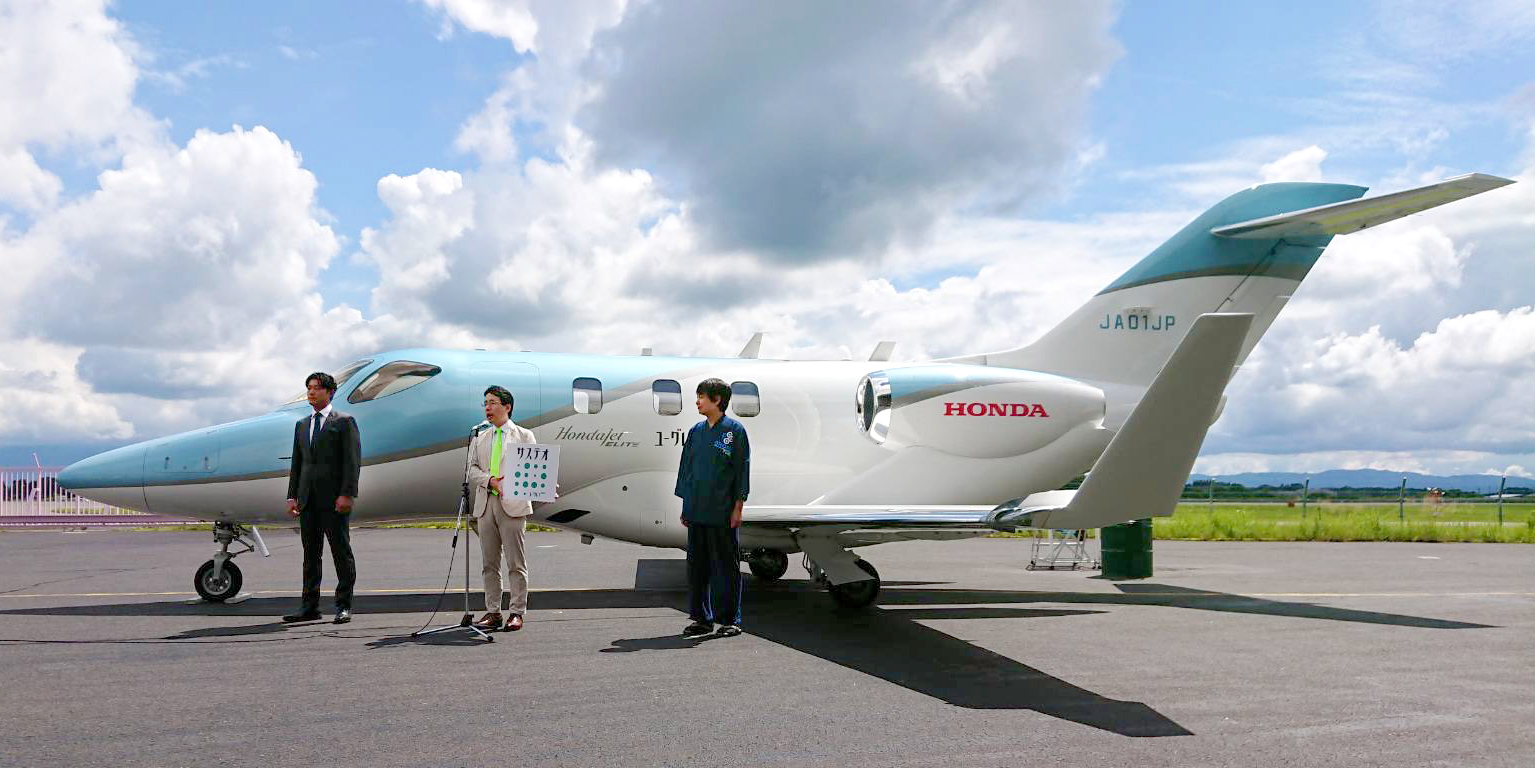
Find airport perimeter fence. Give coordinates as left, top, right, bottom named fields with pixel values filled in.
left=0, top=466, right=145, bottom=519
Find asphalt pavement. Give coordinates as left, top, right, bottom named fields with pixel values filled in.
left=0, top=527, right=1531, bottom=767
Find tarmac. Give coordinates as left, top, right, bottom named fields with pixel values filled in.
left=0, top=527, right=1530, bottom=767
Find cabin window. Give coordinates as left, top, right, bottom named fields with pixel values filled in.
left=652, top=379, right=682, bottom=416
left=347, top=361, right=441, bottom=404
left=283, top=358, right=373, bottom=405
left=731, top=381, right=760, bottom=417
left=573, top=377, right=604, bottom=414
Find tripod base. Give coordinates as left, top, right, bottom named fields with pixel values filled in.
left=413, top=613, right=494, bottom=642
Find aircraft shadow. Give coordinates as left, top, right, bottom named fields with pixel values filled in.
left=619, top=560, right=1185, bottom=736
left=870, top=582, right=1494, bottom=630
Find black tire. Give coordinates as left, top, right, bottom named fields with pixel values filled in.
left=194, top=559, right=242, bottom=602
left=747, top=549, right=790, bottom=581
left=827, top=558, right=880, bottom=609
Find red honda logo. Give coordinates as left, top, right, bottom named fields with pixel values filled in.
left=943, top=402, right=1050, bottom=417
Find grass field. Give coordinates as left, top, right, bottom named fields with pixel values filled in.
left=1154, top=502, right=1535, bottom=543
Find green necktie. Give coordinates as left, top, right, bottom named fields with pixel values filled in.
left=489, top=427, right=503, bottom=496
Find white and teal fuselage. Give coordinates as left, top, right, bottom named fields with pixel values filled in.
left=59, top=175, right=1512, bottom=559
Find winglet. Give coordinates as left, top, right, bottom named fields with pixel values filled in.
left=738, top=332, right=764, bottom=359
left=868, top=341, right=896, bottom=362
left=1212, top=173, right=1513, bottom=239
left=993, top=313, right=1252, bottom=531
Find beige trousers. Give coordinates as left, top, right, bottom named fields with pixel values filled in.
left=478, top=494, right=528, bottom=614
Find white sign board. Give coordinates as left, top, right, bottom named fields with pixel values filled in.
left=502, top=443, right=559, bottom=502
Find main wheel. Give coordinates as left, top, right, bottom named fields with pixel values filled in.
left=194, top=559, right=243, bottom=602
left=827, top=559, right=880, bottom=609
left=747, top=549, right=789, bottom=581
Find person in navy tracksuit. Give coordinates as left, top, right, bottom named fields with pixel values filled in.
left=675, top=378, right=751, bottom=638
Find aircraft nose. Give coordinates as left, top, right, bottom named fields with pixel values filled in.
left=58, top=444, right=148, bottom=511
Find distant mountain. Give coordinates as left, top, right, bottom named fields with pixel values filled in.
left=1188, top=469, right=1534, bottom=494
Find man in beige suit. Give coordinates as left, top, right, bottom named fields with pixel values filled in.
left=469, top=385, right=537, bottom=632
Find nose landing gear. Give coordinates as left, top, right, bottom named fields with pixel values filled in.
left=194, top=522, right=269, bottom=602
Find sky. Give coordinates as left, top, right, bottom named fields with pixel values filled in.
left=0, top=0, right=1531, bottom=479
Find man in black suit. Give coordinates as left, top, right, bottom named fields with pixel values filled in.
left=282, top=371, right=362, bottom=624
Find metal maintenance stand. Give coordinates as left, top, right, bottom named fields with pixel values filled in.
left=1026, top=529, right=1100, bottom=571
left=413, top=426, right=494, bottom=642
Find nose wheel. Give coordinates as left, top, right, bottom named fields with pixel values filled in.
left=195, top=558, right=243, bottom=602
left=194, top=522, right=268, bottom=603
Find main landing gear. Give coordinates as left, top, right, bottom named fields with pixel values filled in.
left=746, top=543, right=883, bottom=610
left=745, top=548, right=790, bottom=581
left=194, top=522, right=269, bottom=602
left=804, top=555, right=881, bottom=609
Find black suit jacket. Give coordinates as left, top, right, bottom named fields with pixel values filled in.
left=287, top=409, right=362, bottom=513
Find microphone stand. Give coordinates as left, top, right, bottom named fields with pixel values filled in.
left=413, top=423, right=494, bottom=642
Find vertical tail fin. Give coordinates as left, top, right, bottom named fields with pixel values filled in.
left=956, top=173, right=1512, bottom=387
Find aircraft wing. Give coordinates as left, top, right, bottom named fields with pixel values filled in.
left=743, top=489, right=1076, bottom=530
left=1211, top=172, right=1512, bottom=239
left=745, top=504, right=1007, bottom=529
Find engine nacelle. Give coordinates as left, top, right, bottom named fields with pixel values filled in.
left=856, top=364, right=1105, bottom=458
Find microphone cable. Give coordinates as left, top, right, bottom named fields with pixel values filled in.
left=412, top=422, right=485, bottom=636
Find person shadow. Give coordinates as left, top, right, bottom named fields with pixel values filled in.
left=601, top=634, right=710, bottom=652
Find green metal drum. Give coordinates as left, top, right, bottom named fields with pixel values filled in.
left=1100, top=519, right=1153, bottom=579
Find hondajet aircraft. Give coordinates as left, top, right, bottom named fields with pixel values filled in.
left=59, top=173, right=1512, bottom=608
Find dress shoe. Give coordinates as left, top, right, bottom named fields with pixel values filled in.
left=503, top=613, right=524, bottom=631
left=282, top=609, right=321, bottom=623
left=333, top=609, right=352, bottom=624
left=472, top=612, right=503, bottom=631
left=682, top=620, right=713, bottom=637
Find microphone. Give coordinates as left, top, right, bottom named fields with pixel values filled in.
left=470, top=420, right=491, bottom=436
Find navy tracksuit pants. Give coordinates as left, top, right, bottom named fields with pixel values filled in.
left=687, top=523, right=742, bottom=626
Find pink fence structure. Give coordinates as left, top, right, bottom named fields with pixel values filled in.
left=0, top=466, right=151, bottom=522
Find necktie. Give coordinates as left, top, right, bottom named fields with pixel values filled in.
left=489, top=427, right=503, bottom=496
left=310, top=414, right=322, bottom=447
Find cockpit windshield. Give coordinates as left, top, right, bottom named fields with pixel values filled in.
left=280, top=359, right=374, bottom=406
left=347, top=361, right=441, bottom=404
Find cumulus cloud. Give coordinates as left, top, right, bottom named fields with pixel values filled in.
left=17, top=126, right=340, bottom=349
left=580, top=1, right=1121, bottom=261
left=0, top=0, right=157, bottom=216
left=0, top=0, right=151, bottom=152
left=0, top=2, right=370, bottom=440
left=434, top=0, right=627, bottom=164
left=0, top=340, right=133, bottom=442
left=0, top=147, right=62, bottom=212
left=1260, top=145, right=1328, bottom=183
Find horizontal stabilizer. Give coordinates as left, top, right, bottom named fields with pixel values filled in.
left=1212, top=173, right=1512, bottom=239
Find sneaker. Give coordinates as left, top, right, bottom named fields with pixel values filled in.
left=715, top=624, right=742, bottom=637
left=682, top=620, right=714, bottom=637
